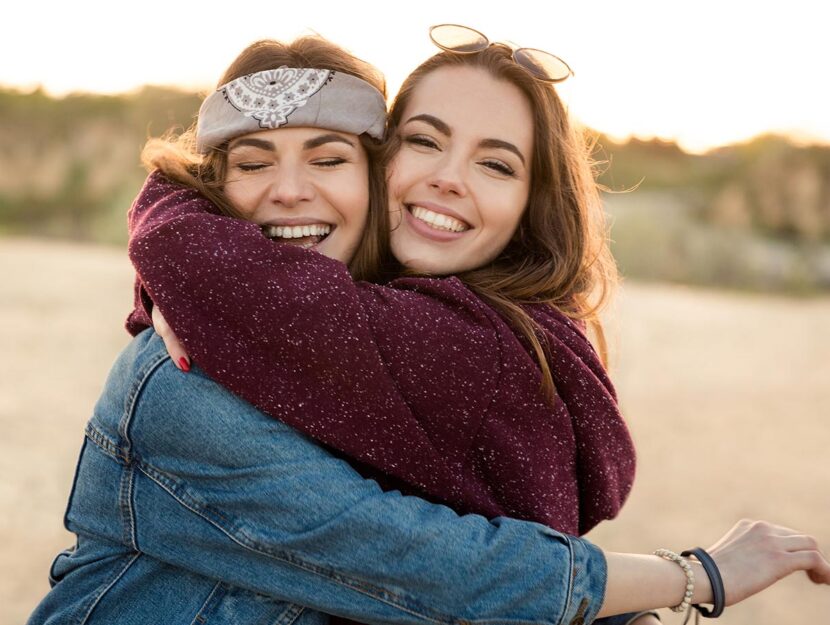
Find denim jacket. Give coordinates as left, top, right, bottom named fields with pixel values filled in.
left=29, top=330, right=609, bottom=625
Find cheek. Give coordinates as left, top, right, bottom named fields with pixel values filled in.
left=487, top=188, right=528, bottom=244
left=225, top=178, right=266, bottom=219
left=333, top=172, right=370, bottom=228
left=385, top=153, right=413, bottom=202
left=224, top=181, right=259, bottom=218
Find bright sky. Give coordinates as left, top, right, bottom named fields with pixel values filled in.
left=4, top=0, right=829, bottom=153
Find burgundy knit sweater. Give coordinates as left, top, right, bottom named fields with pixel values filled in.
left=126, top=172, right=635, bottom=537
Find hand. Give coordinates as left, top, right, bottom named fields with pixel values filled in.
left=152, top=306, right=191, bottom=372
left=601, top=520, right=828, bottom=617
left=706, top=519, right=830, bottom=606
left=629, top=614, right=660, bottom=625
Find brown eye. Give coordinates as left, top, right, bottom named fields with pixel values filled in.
left=404, top=135, right=440, bottom=150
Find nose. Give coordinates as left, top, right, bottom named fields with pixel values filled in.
left=428, top=155, right=468, bottom=197
left=267, top=164, right=314, bottom=208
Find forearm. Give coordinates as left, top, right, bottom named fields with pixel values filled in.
left=598, top=553, right=712, bottom=618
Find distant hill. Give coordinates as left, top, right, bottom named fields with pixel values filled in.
left=0, top=86, right=201, bottom=242
left=596, top=133, right=830, bottom=244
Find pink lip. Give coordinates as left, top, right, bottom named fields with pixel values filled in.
left=402, top=205, right=469, bottom=243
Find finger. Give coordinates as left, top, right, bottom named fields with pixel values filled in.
left=777, top=534, right=819, bottom=553
left=165, top=332, right=191, bottom=373
left=151, top=305, right=171, bottom=335
left=765, top=522, right=808, bottom=537
left=790, top=550, right=830, bottom=584
left=151, top=307, right=191, bottom=372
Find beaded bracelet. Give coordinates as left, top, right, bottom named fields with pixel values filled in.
left=654, top=548, right=695, bottom=613
left=682, top=547, right=726, bottom=618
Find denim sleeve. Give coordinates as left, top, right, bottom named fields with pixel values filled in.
left=74, top=331, right=608, bottom=625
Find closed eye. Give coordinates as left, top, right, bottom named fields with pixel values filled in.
left=404, top=134, right=441, bottom=150
left=236, top=162, right=268, bottom=172
left=313, top=157, right=348, bottom=168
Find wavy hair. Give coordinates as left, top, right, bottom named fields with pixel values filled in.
left=386, top=45, right=619, bottom=399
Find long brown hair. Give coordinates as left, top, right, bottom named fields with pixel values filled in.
left=141, top=37, right=389, bottom=282
left=386, top=45, right=618, bottom=400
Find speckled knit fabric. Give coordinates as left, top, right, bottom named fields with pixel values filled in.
left=126, top=171, right=636, bottom=537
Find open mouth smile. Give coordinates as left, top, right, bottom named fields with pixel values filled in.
left=406, top=204, right=470, bottom=233
left=261, top=224, right=332, bottom=249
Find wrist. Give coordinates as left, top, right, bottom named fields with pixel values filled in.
left=689, top=561, right=713, bottom=605
left=652, top=550, right=713, bottom=608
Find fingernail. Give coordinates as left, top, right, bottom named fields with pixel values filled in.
left=178, top=357, right=190, bottom=373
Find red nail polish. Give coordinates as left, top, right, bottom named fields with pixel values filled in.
left=178, top=357, right=190, bottom=373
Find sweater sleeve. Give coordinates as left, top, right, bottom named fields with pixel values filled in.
left=127, top=172, right=507, bottom=517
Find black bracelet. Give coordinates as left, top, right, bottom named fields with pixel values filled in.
left=681, top=547, right=726, bottom=618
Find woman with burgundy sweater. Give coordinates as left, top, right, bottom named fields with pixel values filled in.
left=30, top=32, right=829, bottom=625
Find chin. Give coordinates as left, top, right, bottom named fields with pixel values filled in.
left=398, top=257, right=456, bottom=276
left=391, top=240, right=466, bottom=276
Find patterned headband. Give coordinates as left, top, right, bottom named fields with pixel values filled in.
left=196, top=67, right=387, bottom=153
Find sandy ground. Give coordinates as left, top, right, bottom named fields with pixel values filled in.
left=1, top=237, right=828, bottom=624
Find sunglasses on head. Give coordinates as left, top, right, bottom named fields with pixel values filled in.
left=429, top=24, right=574, bottom=84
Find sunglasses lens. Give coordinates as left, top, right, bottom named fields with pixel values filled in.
left=429, top=24, right=488, bottom=53
left=514, top=48, right=573, bottom=82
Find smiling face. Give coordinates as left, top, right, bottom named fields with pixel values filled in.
left=387, top=65, right=534, bottom=275
left=223, top=126, right=370, bottom=265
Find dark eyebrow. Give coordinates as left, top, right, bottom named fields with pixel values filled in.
left=228, top=137, right=274, bottom=152
left=303, top=133, right=356, bottom=150
left=405, top=114, right=526, bottom=166
left=479, top=138, right=526, bottom=165
left=228, top=134, right=355, bottom=153
left=404, top=113, right=451, bottom=136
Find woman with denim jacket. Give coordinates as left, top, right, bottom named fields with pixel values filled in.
left=29, top=33, right=830, bottom=625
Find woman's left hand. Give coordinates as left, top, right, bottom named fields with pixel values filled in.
left=152, top=306, right=191, bottom=372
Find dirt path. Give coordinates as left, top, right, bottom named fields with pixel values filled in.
left=2, top=238, right=828, bottom=623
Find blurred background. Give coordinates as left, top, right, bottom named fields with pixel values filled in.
left=2, top=1, right=828, bottom=623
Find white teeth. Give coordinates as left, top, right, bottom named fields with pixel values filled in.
left=410, top=206, right=468, bottom=233
left=264, top=224, right=332, bottom=239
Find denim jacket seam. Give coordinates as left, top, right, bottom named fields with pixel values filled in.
left=279, top=602, right=307, bottom=625
left=119, top=347, right=171, bottom=458
left=564, top=537, right=606, bottom=625
left=119, top=463, right=139, bottom=550
left=75, top=551, right=143, bottom=625
left=136, top=461, right=494, bottom=625
left=84, top=422, right=128, bottom=463
left=558, top=535, right=577, bottom=625
left=189, top=581, right=226, bottom=625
